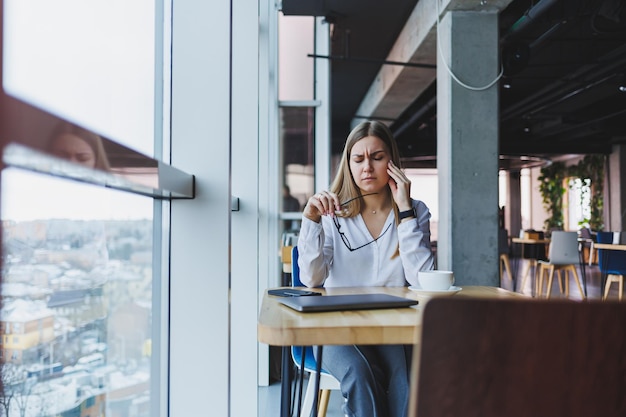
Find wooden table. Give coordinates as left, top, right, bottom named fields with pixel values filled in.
left=510, top=237, right=551, bottom=295
left=510, top=237, right=551, bottom=245
left=258, top=286, right=525, bottom=417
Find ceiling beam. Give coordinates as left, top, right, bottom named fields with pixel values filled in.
left=352, top=0, right=515, bottom=127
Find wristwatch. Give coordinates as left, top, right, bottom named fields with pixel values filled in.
left=398, top=207, right=416, bottom=220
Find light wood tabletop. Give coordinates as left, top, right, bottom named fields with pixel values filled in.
left=594, top=243, right=626, bottom=251
left=258, top=286, right=526, bottom=347
left=511, top=237, right=551, bottom=244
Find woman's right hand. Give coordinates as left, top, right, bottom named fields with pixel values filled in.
left=303, top=191, right=341, bottom=223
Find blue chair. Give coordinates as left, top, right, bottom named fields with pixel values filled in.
left=290, top=247, right=340, bottom=417
left=596, top=232, right=626, bottom=301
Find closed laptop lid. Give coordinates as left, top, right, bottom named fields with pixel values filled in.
left=278, top=293, right=418, bottom=312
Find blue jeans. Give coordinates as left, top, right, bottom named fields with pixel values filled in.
left=315, top=344, right=413, bottom=417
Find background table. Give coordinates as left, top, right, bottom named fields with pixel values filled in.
left=510, top=237, right=550, bottom=295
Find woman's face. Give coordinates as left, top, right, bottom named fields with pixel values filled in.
left=49, top=133, right=97, bottom=168
left=349, top=135, right=391, bottom=193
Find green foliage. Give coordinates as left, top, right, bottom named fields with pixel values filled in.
left=538, top=155, right=605, bottom=232
left=538, top=162, right=567, bottom=231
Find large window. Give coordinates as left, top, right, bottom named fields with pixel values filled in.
left=1, top=169, right=154, bottom=417
left=280, top=106, right=315, bottom=233
left=1, top=0, right=168, bottom=416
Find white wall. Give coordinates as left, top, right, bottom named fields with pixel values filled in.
left=231, top=0, right=262, bottom=415
left=169, top=0, right=231, bottom=416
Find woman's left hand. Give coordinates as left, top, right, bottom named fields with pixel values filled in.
left=387, top=161, right=412, bottom=211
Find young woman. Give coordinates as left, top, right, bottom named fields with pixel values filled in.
left=297, top=120, right=434, bottom=417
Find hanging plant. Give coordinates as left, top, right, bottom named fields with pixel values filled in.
left=568, top=155, right=604, bottom=231
left=538, top=161, right=567, bottom=231
left=538, top=155, right=605, bottom=232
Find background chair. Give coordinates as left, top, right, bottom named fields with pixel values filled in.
left=517, top=229, right=548, bottom=295
left=536, top=231, right=585, bottom=299
left=578, top=227, right=596, bottom=266
left=596, top=232, right=626, bottom=301
left=498, top=228, right=512, bottom=286
left=290, top=247, right=340, bottom=417
left=408, top=297, right=626, bottom=417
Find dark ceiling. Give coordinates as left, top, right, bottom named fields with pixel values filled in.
left=281, top=0, right=626, bottom=169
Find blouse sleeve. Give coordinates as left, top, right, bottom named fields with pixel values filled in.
left=296, top=216, right=333, bottom=287
left=398, top=200, right=435, bottom=287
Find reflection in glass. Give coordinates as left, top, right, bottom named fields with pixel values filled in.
left=1, top=168, right=154, bottom=417
left=1, top=97, right=193, bottom=199
left=46, top=122, right=111, bottom=171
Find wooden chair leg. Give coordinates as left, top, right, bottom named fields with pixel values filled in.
left=589, top=242, right=595, bottom=266
left=603, top=274, right=614, bottom=301
left=535, top=265, right=542, bottom=297
left=619, top=276, right=624, bottom=302
left=531, top=260, right=540, bottom=295
left=317, top=389, right=331, bottom=417
left=556, top=269, right=564, bottom=295
left=536, top=264, right=543, bottom=297
left=500, top=254, right=512, bottom=285
left=519, top=261, right=531, bottom=294
left=569, top=265, right=585, bottom=299
left=545, top=266, right=556, bottom=299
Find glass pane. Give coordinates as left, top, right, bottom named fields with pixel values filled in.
left=1, top=168, right=154, bottom=417
left=278, top=15, right=314, bottom=101
left=3, top=0, right=155, bottom=155
left=280, top=107, right=314, bottom=232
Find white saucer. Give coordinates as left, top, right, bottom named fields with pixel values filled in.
left=408, top=286, right=462, bottom=297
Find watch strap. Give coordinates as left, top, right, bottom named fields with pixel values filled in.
left=398, top=207, right=416, bottom=220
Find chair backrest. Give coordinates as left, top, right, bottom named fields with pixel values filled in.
left=408, top=298, right=626, bottom=417
left=291, top=246, right=303, bottom=286
left=547, top=231, right=579, bottom=264
left=579, top=227, right=593, bottom=240
left=596, top=231, right=626, bottom=275
left=498, top=228, right=509, bottom=255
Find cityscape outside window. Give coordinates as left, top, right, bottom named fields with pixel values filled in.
left=1, top=168, right=154, bottom=417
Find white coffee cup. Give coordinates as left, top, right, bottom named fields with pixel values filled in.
left=418, top=270, right=455, bottom=291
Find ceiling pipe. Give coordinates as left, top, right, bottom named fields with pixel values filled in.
left=307, top=54, right=436, bottom=69
left=502, top=0, right=562, bottom=42
left=502, top=44, right=626, bottom=121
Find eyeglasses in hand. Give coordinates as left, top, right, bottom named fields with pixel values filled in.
left=332, top=193, right=392, bottom=252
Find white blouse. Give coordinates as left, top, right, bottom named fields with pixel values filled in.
left=297, top=199, right=434, bottom=288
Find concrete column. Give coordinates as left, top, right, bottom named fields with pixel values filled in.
left=437, top=10, right=500, bottom=285
left=507, top=170, right=522, bottom=237
left=607, top=144, right=626, bottom=231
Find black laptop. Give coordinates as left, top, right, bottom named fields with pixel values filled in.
left=277, top=293, right=418, bottom=312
